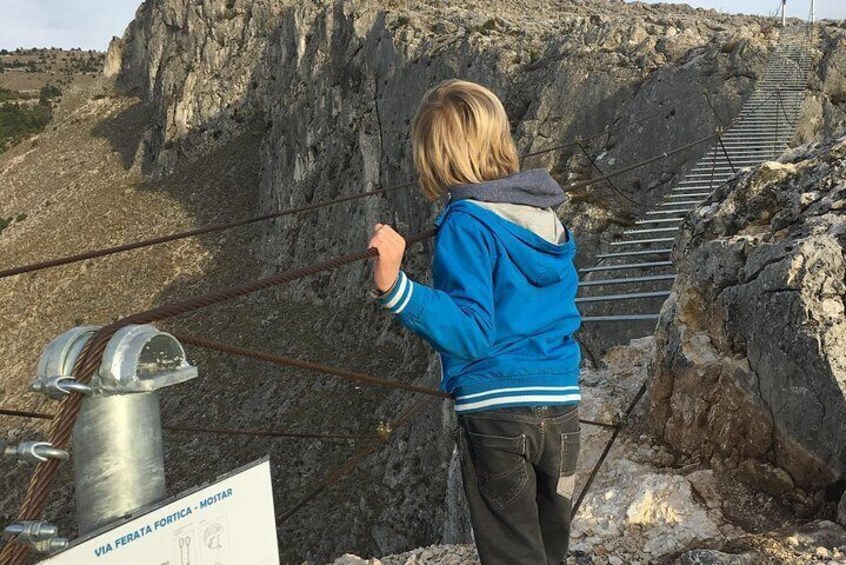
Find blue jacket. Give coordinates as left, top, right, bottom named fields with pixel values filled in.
left=377, top=198, right=582, bottom=414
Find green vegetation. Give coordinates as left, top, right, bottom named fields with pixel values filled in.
left=0, top=101, right=52, bottom=152
left=0, top=87, right=21, bottom=101
left=0, top=217, right=10, bottom=235
left=40, top=84, right=61, bottom=99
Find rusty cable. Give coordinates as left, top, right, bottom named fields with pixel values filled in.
left=0, top=182, right=415, bottom=281
left=566, top=132, right=721, bottom=192
left=0, top=89, right=780, bottom=285
left=703, top=89, right=727, bottom=126
left=575, top=140, right=649, bottom=208
left=279, top=396, right=435, bottom=523
left=173, top=333, right=451, bottom=399
left=162, top=424, right=377, bottom=441
left=571, top=381, right=647, bottom=518
left=522, top=92, right=704, bottom=159
left=718, top=136, right=737, bottom=174
left=710, top=132, right=719, bottom=191
left=775, top=87, right=796, bottom=128
left=1, top=230, right=436, bottom=564
left=0, top=407, right=373, bottom=440
left=0, top=408, right=53, bottom=421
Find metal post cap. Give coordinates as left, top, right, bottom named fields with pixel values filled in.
left=97, top=325, right=198, bottom=393
left=33, top=325, right=198, bottom=397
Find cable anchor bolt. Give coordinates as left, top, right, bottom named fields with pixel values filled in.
left=376, top=421, right=393, bottom=440
left=2, top=521, right=68, bottom=554
left=2, top=440, right=69, bottom=464
left=31, top=375, right=92, bottom=401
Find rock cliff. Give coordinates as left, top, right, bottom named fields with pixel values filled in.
left=648, top=133, right=846, bottom=518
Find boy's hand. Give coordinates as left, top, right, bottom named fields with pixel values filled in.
left=369, top=223, right=406, bottom=293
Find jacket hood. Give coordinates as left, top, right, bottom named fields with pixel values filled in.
left=435, top=200, right=575, bottom=287
left=447, top=169, right=566, bottom=209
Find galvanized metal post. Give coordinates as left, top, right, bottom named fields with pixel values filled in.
left=810, top=0, right=814, bottom=24
left=781, top=0, right=787, bottom=27
left=73, top=393, right=166, bottom=534
left=32, top=325, right=197, bottom=536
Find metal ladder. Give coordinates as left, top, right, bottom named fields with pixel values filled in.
left=578, top=26, right=813, bottom=325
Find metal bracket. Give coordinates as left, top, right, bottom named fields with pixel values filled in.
left=376, top=421, right=393, bottom=440
left=2, top=521, right=68, bottom=554
left=31, top=375, right=92, bottom=401
left=3, top=441, right=69, bottom=464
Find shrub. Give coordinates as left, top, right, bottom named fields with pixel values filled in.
left=40, top=84, right=62, bottom=99
left=0, top=102, right=52, bottom=152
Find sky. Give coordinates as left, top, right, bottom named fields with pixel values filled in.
left=634, top=0, right=845, bottom=20
left=0, top=0, right=843, bottom=51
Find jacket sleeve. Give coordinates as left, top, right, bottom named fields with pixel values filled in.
left=375, top=212, right=496, bottom=360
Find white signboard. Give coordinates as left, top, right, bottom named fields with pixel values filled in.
left=43, top=458, right=279, bottom=565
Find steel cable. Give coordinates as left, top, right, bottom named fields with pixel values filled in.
left=169, top=335, right=613, bottom=429
left=278, top=396, right=435, bottom=523
left=0, top=91, right=718, bottom=282
left=522, top=92, right=704, bottom=160
left=1, top=231, right=437, bottom=564
left=0, top=182, right=415, bottom=281
left=571, top=381, right=647, bottom=518
left=0, top=408, right=376, bottom=441
left=173, top=333, right=452, bottom=399
left=718, top=137, right=737, bottom=174
left=575, top=140, right=649, bottom=208
left=703, top=90, right=727, bottom=127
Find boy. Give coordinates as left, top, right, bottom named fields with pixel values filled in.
left=368, top=79, right=581, bottom=565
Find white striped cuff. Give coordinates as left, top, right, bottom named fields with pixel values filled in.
left=375, top=271, right=414, bottom=315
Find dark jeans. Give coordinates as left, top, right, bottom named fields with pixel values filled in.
left=458, top=405, right=580, bottom=565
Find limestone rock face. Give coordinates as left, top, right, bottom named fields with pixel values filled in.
left=796, top=23, right=846, bottom=144
left=107, top=0, right=778, bottom=287
left=649, top=134, right=846, bottom=508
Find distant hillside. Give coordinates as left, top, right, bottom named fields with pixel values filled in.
left=0, top=48, right=104, bottom=153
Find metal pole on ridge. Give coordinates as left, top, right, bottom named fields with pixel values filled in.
left=781, top=0, right=787, bottom=27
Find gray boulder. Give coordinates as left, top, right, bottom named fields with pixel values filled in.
left=648, top=134, right=846, bottom=510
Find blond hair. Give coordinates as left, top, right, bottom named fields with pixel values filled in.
left=411, top=79, right=520, bottom=200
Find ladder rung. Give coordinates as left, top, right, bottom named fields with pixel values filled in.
left=623, top=227, right=680, bottom=235
left=669, top=193, right=709, bottom=198
left=579, top=260, right=673, bottom=273
left=596, top=249, right=672, bottom=259
left=578, top=274, right=676, bottom=287
left=660, top=200, right=700, bottom=206
left=634, top=218, right=682, bottom=224
left=582, top=314, right=661, bottom=323
left=576, top=291, right=671, bottom=304
left=646, top=209, right=691, bottom=216
left=610, top=237, right=675, bottom=246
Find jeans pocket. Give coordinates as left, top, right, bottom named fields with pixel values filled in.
left=557, top=430, right=581, bottom=500
left=466, top=431, right=529, bottom=508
